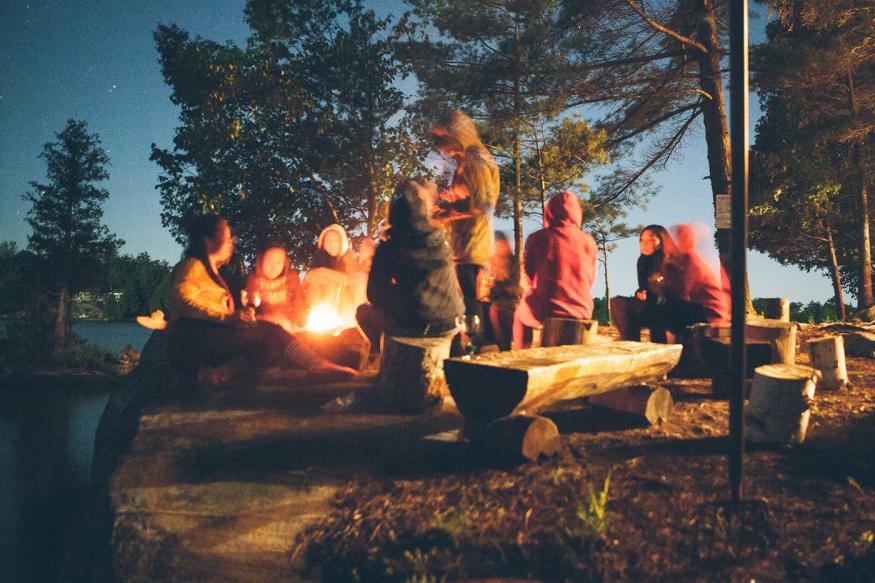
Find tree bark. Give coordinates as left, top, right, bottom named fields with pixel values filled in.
left=54, top=286, right=70, bottom=356
left=847, top=69, right=873, bottom=310
left=826, top=225, right=847, bottom=321
left=602, top=240, right=612, bottom=324
left=693, top=0, right=736, bottom=287
left=512, top=21, right=524, bottom=280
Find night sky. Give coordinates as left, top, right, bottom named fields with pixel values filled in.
left=0, top=1, right=836, bottom=303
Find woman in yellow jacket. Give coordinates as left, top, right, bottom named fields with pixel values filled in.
left=166, top=214, right=356, bottom=383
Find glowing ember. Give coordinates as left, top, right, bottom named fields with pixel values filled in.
left=305, top=302, right=346, bottom=334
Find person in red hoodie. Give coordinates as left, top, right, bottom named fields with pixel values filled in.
left=513, top=191, right=598, bottom=348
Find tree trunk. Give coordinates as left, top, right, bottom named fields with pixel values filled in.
left=847, top=69, right=873, bottom=311
left=54, top=286, right=70, bottom=356
left=694, top=0, right=752, bottom=307
left=826, top=225, right=847, bottom=320
left=512, top=19, right=524, bottom=280
left=602, top=241, right=612, bottom=324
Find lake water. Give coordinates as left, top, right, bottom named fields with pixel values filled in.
left=0, top=321, right=147, bottom=581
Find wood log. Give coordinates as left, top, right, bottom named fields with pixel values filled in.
left=759, top=297, right=790, bottom=322
left=745, top=363, right=820, bottom=444
left=297, top=325, right=371, bottom=371
left=704, top=318, right=797, bottom=365
left=842, top=331, right=875, bottom=357
left=807, top=336, right=849, bottom=390
left=444, top=341, right=683, bottom=423
left=589, top=385, right=673, bottom=425
left=374, top=334, right=454, bottom=412
left=465, top=415, right=561, bottom=462
left=541, top=317, right=599, bottom=347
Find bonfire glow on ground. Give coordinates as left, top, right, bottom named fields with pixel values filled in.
left=305, top=303, right=347, bottom=334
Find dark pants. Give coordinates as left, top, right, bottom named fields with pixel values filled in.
left=167, top=318, right=323, bottom=375
left=456, top=263, right=490, bottom=344
left=611, top=296, right=707, bottom=342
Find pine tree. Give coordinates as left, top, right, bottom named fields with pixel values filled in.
left=24, top=119, right=122, bottom=354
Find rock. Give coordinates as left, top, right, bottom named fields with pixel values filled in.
left=90, top=340, right=463, bottom=582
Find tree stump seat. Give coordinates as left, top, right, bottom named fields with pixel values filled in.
left=541, top=316, right=599, bottom=347
left=683, top=318, right=798, bottom=396
left=373, top=334, right=455, bottom=412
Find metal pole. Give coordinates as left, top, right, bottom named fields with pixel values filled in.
left=728, top=0, right=749, bottom=503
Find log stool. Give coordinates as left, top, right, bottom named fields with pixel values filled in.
left=541, top=317, right=598, bottom=347
left=759, top=297, right=790, bottom=322
left=807, top=335, right=848, bottom=390
left=688, top=319, right=798, bottom=397
left=745, top=363, right=819, bottom=443
left=464, top=415, right=561, bottom=462
left=374, top=334, right=454, bottom=412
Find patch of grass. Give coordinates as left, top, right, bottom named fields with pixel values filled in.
left=567, top=471, right=611, bottom=540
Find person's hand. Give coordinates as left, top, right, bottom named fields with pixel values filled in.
left=237, top=307, right=256, bottom=324
left=635, top=289, right=647, bottom=301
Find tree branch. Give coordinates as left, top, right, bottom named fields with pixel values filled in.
left=625, top=0, right=709, bottom=54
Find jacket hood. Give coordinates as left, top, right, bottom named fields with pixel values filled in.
left=388, top=180, right=434, bottom=237
left=430, top=110, right=482, bottom=151
left=317, top=224, right=350, bottom=257
left=544, top=191, right=583, bottom=229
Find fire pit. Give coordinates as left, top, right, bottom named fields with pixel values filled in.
left=297, top=302, right=371, bottom=371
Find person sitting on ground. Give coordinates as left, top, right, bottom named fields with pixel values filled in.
left=312, top=223, right=360, bottom=274
left=245, top=244, right=307, bottom=335
left=166, top=214, right=356, bottom=386
left=512, top=191, right=598, bottom=348
left=356, top=179, right=465, bottom=346
left=306, top=223, right=363, bottom=319
left=429, top=109, right=500, bottom=344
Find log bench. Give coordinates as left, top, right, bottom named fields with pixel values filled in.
left=444, top=341, right=683, bottom=424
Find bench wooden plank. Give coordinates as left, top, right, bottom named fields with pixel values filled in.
left=444, top=341, right=683, bottom=423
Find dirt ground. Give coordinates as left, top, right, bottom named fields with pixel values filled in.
left=296, top=325, right=875, bottom=582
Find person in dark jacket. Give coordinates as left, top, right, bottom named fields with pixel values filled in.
left=513, top=191, right=598, bottom=348
left=611, top=225, right=671, bottom=342
left=356, top=179, right=465, bottom=345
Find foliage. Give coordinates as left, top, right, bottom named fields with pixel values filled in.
left=404, top=0, right=587, bottom=255
left=152, top=0, right=428, bottom=266
left=752, top=0, right=875, bottom=309
left=102, top=252, right=172, bottom=320
left=566, top=472, right=611, bottom=540
left=22, top=119, right=122, bottom=352
left=750, top=297, right=839, bottom=324
left=0, top=319, right=117, bottom=377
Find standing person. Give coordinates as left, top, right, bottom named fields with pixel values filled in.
left=430, top=109, right=500, bottom=344
left=357, top=179, right=465, bottom=344
left=512, top=191, right=598, bottom=348
left=166, top=214, right=356, bottom=385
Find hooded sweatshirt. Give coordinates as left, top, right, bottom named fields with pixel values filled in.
left=523, top=191, right=598, bottom=321
left=368, top=181, right=465, bottom=329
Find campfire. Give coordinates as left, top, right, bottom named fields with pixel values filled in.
left=304, top=302, right=354, bottom=336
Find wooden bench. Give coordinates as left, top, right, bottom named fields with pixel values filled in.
left=444, top=341, right=682, bottom=423
left=444, top=341, right=682, bottom=460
